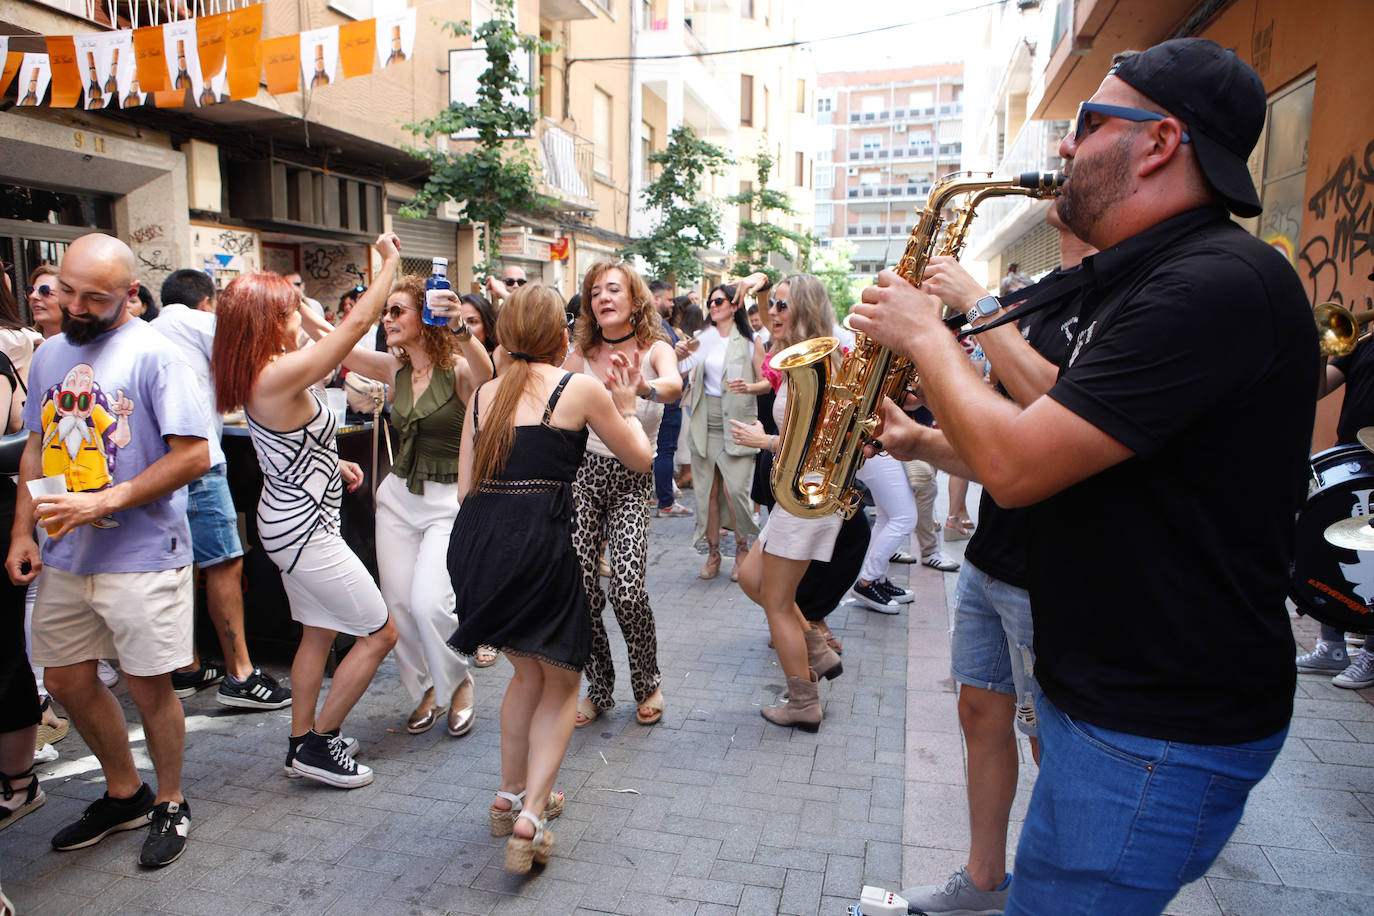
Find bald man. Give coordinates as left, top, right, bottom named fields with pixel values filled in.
left=6, top=233, right=213, bottom=869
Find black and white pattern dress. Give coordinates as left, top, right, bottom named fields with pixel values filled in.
left=247, top=391, right=387, bottom=636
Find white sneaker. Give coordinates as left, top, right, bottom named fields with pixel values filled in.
left=1333, top=649, right=1374, bottom=690
left=33, top=743, right=58, bottom=764
left=921, top=551, right=960, bottom=572
left=1296, top=640, right=1349, bottom=673
left=97, top=660, right=119, bottom=688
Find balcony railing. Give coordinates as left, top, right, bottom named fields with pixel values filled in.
left=846, top=184, right=932, bottom=200
left=537, top=119, right=596, bottom=209
left=845, top=224, right=915, bottom=237
left=846, top=103, right=962, bottom=124
left=847, top=142, right=960, bottom=162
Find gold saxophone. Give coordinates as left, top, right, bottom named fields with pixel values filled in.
left=770, top=170, right=1064, bottom=519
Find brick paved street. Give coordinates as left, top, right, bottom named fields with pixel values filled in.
left=3, top=484, right=1374, bottom=915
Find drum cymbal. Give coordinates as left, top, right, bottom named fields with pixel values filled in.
left=1324, top=515, right=1374, bottom=551
left=1358, top=427, right=1374, bottom=453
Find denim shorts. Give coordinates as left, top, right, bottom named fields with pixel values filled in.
left=949, top=559, right=1038, bottom=736
left=186, top=464, right=244, bottom=567
left=1006, top=694, right=1286, bottom=915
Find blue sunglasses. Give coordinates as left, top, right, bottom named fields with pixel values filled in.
left=1074, top=101, right=1191, bottom=144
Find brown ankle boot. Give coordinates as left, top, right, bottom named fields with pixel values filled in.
left=804, top=626, right=843, bottom=680
left=761, top=672, right=822, bottom=732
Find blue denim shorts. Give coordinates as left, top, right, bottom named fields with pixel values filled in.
left=949, top=560, right=1038, bottom=735
left=186, top=465, right=244, bottom=568
left=1006, top=694, right=1286, bottom=915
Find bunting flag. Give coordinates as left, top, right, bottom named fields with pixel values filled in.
left=338, top=20, right=375, bottom=80
left=15, top=53, right=52, bottom=108
left=225, top=5, right=262, bottom=100
left=7, top=2, right=420, bottom=109
left=44, top=36, right=81, bottom=108
left=299, top=26, right=338, bottom=91
left=375, top=7, right=416, bottom=70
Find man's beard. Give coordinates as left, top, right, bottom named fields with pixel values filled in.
left=1057, top=131, right=1136, bottom=245
left=62, top=310, right=119, bottom=344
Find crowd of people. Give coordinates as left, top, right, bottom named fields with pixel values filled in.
left=0, top=34, right=1363, bottom=916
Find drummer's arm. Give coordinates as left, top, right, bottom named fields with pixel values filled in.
left=1319, top=363, right=1346, bottom=400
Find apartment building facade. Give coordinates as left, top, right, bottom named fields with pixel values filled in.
left=813, top=63, right=964, bottom=277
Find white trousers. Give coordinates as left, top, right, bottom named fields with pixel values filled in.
left=856, top=453, right=917, bottom=582
left=374, top=474, right=467, bottom=704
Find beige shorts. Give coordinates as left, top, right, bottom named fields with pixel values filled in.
left=30, top=566, right=194, bottom=677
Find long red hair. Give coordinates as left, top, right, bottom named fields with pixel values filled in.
left=211, top=271, right=298, bottom=413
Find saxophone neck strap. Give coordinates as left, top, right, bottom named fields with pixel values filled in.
left=956, top=267, right=1087, bottom=341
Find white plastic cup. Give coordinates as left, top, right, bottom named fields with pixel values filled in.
left=26, top=474, right=67, bottom=536
left=325, top=388, right=347, bottom=428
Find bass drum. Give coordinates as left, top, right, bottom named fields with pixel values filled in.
left=1290, top=444, right=1374, bottom=634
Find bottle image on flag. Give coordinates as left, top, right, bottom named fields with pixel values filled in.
left=19, top=72, right=39, bottom=106
left=174, top=40, right=191, bottom=89
left=104, top=47, right=119, bottom=95
left=387, top=26, right=405, bottom=65
left=310, top=44, right=329, bottom=88
left=86, top=51, right=103, bottom=108
left=123, top=75, right=142, bottom=107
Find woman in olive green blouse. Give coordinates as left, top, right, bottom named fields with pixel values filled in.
left=300, top=274, right=493, bottom=736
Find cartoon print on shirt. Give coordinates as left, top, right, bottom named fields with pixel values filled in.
left=1339, top=488, right=1374, bottom=606
left=39, top=362, right=134, bottom=494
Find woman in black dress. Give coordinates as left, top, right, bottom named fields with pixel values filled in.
left=447, top=284, right=652, bottom=873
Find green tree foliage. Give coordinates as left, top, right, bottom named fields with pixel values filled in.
left=401, top=0, right=554, bottom=277
left=619, top=125, right=732, bottom=284
left=727, top=147, right=816, bottom=284
left=811, top=241, right=863, bottom=315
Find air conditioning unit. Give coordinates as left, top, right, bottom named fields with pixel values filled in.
left=895, top=124, right=907, bottom=133
left=847, top=167, right=858, bottom=176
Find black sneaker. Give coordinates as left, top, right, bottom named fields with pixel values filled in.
left=217, top=669, right=292, bottom=710
left=139, top=800, right=190, bottom=868
left=291, top=730, right=373, bottom=789
left=51, top=783, right=155, bottom=850
left=874, top=579, right=915, bottom=604
left=171, top=663, right=224, bottom=699
left=851, top=580, right=902, bottom=614
left=284, top=730, right=359, bottom=778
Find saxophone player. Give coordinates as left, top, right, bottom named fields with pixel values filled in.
left=852, top=38, right=1316, bottom=915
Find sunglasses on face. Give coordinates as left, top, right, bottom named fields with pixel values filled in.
left=708, top=297, right=729, bottom=308
left=769, top=298, right=788, bottom=311
left=504, top=278, right=528, bottom=288
left=1073, top=101, right=1191, bottom=144
left=385, top=305, right=414, bottom=319
left=26, top=284, right=54, bottom=298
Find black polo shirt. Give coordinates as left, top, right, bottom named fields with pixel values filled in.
left=1331, top=340, right=1374, bottom=445
left=964, top=269, right=1085, bottom=588
left=1029, top=206, right=1317, bottom=745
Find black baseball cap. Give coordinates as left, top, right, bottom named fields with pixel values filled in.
left=1110, top=37, right=1265, bottom=218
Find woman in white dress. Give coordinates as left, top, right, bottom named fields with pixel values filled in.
left=731, top=274, right=845, bottom=731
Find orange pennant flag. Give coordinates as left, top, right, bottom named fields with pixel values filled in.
left=226, top=4, right=263, bottom=100
left=338, top=19, right=375, bottom=80
left=0, top=52, right=21, bottom=98
left=45, top=36, right=82, bottom=108
left=262, top=35, right=299, bottom=96
left=197, top=12, right=229, bottom=81
left=133, top=24, right=168, bottom=92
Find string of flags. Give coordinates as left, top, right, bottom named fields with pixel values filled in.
left=0, top=0, right=417, bottom=110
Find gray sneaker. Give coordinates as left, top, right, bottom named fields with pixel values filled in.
left=1333, top=648, right=1374, bottom=690
left=1296, top=640, right=1349, bottom=673
left=900, top=867, right=1009, bottom=916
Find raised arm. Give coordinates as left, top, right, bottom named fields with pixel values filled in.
left=258, top=232, right=401, bottom=397
left=297, top=298, right=401, bottom=385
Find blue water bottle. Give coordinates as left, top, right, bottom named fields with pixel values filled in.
left=423, top=257, right=450, bottom=326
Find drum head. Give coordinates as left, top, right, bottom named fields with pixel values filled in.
left=1291, top=447, right=1374, bottom=634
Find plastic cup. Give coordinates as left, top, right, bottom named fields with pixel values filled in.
left=325, top=389, right=347, bottom=428
left=26, top=474, right=66, bottom=536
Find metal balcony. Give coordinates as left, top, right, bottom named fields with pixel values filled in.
left=536, top=119, right=598, bottom=213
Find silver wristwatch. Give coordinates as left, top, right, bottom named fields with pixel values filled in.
left=966, top=294, right=1003, bottom=323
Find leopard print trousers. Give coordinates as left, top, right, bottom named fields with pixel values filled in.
left=571, top=451, right=662, bottom=710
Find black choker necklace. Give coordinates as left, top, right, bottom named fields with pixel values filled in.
left=603, top=330, right=635, bottom=345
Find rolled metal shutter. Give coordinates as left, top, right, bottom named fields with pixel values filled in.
left=387, top=199, right=457, bottom=262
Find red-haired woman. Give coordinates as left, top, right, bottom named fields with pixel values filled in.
left=297, top=274, right=492, bottom=737
left=564, top=260, right=682, bottom=729
left=211, top=233, right=401, bottom=789
left=447, top=284, right=652, bottom=872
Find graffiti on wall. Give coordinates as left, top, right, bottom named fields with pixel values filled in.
left=300, top=244, right=370, bottom=315
left=129, top=223, right=174, bottom=289
left=190, top=225, right=261, bottom=289
left=1300, top=137, right=1374, bottom=312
